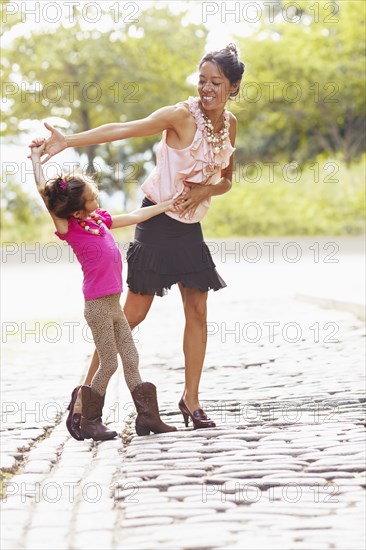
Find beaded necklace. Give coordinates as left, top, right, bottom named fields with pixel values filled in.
left=200, top=108, right=229, bottom=154
left=78, top=212, right=103, bottom=236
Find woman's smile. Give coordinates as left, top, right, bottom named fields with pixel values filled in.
left=201, top=95, right=216, bottom=106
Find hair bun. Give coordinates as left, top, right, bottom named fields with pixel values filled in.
left=226, top=43, right=238, bottom=56
left=199, top=43, right=244, bottom=99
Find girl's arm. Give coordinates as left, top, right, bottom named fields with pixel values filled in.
left=30, top=141, right=68, bottom=233
left=110, top=199, right=175, bottom=229
left=35, top=104, right=190, bottom=164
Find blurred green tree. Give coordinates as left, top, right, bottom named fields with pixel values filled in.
left=235, top=0, right=365, bottom=165
left=0, top=178, right=47, bottom=241
left=0, top=0, right=22, bottom=35
left=1, top=4, right=207, bottom=197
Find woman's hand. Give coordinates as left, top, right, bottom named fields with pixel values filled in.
left=28, top=122, right=67, bottom=164
left=174, top=183, right=213, bottom=219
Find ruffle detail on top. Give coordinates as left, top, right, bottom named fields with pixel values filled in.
left=126, top=240, right=226, bottom=297
left=182, top=96, right=235, bottom=183
left=140, top=96, right=236, bottom=224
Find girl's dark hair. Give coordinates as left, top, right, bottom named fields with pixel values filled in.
left=43, top=175, right=88, bottom=218
left=199, top=43, right=245, bottom=98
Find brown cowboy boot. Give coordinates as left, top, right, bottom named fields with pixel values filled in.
left=79, top=385, right=117, bottom=441
left=131, top=382, right=177, bottom=436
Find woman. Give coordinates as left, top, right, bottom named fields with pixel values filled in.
left=36, top=43, right=244, bottom=431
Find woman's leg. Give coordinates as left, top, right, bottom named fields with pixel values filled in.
left=178, top=283, right=208, bottom=413
left=123, top=289, right=155, bottom=329
left=83, top=350, right=99, bottom=385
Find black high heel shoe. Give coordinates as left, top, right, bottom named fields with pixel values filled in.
left=178, top=398, right=216, bottom=429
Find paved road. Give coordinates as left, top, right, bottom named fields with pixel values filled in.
left=1, top=238, right=365, bottom=549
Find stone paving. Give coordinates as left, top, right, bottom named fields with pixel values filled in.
left=1, top=287, right=365, bottom=550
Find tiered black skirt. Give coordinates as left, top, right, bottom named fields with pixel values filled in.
left=126, top=198, right=227, bottom=297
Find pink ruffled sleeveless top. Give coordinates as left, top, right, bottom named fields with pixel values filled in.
left=140, top=96, right=235, bottom=223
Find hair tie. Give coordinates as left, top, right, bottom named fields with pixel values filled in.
left=58, top=179, right=68, bottom=190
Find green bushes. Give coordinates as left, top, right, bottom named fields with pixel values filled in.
left=0, top=180, right=50, bottom=243
left=1, top=158, right=365, bottom=244
left=202, top=157, right=365, bottom=237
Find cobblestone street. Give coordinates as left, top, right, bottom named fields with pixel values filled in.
left=1, top=238, right=365, bottom=549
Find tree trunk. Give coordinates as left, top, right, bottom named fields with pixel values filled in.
left=80, top=109, right=97, bottom=176
left=86, top=145, right=97, bottom=176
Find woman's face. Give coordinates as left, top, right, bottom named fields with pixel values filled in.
left=198, top=61, right=237, bottom=111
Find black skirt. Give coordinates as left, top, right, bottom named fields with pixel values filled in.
left=126, top=198, right=227, bottom=297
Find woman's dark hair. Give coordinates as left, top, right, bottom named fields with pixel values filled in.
left=199, top=43, right=245, bottom=98
left=43, top=175, right=89, bottom=218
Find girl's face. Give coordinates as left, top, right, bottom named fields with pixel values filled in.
left=83, top=182, right=99, bottom=214
left=198, top=61, right=237, bottom=112
left=74, top=182, right=99, bottom=218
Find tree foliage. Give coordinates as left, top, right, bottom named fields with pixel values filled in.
left=1, top=0, right=365, bottom=239
left=202, top=157, right=365, bottom=236
left=234, top=0, right=365, bottom=165
left=1, top=4, right=207, bottom=192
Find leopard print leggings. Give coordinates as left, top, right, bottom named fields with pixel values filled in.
left=84, top=293, right=141, bottom=396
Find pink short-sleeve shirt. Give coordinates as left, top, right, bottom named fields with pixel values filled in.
left=55, top=208, right=122, bottom=301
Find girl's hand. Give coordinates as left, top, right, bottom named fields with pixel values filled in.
left=28, top=122, right=67, bottom=163
left=174, top=183, right=213, bottom=219
left=161, top=197, right=176, bottom=212
left=29, top=139, right=46, bottom=159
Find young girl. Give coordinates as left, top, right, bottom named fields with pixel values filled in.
left=30, top=140, right=177, bottom=440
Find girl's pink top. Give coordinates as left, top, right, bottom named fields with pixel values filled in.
left=140, top=96, right=235, bottom=223
left=55, top=209, right=122, bottom=301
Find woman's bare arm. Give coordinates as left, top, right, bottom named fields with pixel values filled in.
left=36, top=105, right=190, bottom=163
